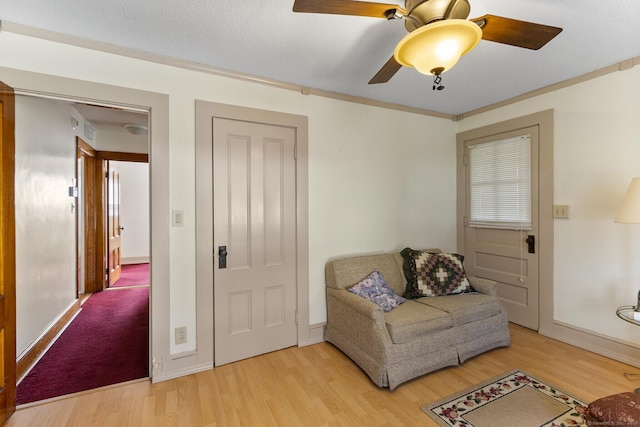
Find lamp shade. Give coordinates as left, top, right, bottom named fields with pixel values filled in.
left=394, top=19, right=482, bottom=76
left=616, top=177, right=640, bottom=223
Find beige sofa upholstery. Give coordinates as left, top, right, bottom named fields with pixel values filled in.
left=324, top=250, right=510, bottom=390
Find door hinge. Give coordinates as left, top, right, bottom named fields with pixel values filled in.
left=295, top=309, right=299, bottom=325
left=105, top=171, right=109, bottom=179
left=463, top=216, right=469, bottom=227
left=105, top=268, right=109, bottom=274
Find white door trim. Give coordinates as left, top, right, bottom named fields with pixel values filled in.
left=195, top=101, right=310, bottom=353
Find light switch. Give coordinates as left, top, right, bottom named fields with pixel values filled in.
left=172, top=210, right=184, bottom=227
left=553, top=205, right=571, bottom=219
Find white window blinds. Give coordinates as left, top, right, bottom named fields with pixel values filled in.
left=469, top=135, right=532, bottom=230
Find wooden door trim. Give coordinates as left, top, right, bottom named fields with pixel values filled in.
left=0, top=80, right=17, bottom=422
left=78, top=145, right=148, bottom=294
left=77, top=138, right=104, bottom=294
left=456, top=109, right=554, bottom=332
left=78, top=138, right=95, bottom=157
left=97, top=151, right=148, bottom=163
left=77, top=139, right=109, bottom=294
left=107, top=164, right=122, bottom=287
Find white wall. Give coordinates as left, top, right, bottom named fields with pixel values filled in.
left=305, top=96, right=458, bottom=320
left=4, top=27, right=639, bottom=380
left=0, top=32, right=457, bottom=376
left=94, top=128, right=148, bottom=154
left=110, top=160, right=150, bottom=262
left=456, top=65, right=640, bottom=346
left=14, top=96, right=78, bottom=356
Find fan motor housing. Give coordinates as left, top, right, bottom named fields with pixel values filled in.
left=404, top=0, right=471, bottom=32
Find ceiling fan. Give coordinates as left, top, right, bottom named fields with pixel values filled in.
left=292, top=0, right=562, bottom=85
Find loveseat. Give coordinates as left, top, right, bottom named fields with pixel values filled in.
left=324, top=249, right=510, bottom=390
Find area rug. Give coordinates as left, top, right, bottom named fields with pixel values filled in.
left=421, top=369, right=589, bottom=427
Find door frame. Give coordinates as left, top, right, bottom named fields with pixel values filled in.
left=0, top=66, right=169, bottom=382
left=77, top=143, right=149, bottom=295
left=102, top=154, right=148, bottom=289
left=456, top=109, right=555, bottom=332
left=0, top=79, right=17, bottom=424
left=77, top=137, right=105, bottom=295
left=195, top=101, right=310, bottom=362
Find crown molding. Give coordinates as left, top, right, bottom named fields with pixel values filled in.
left=4, top=20, right=637, bottom=123
left=455, top=56, right=640, bottom=121
left=0, top=20, right=452, bottom=120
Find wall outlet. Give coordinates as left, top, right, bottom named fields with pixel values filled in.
left=152, top=356, right=163, bottom=372
left=175, top=326, right=187, bottom=345
left=553, top=204, right=571, bottom=219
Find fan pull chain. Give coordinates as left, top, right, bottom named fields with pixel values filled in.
left=432, top=74, right=444, bottom=91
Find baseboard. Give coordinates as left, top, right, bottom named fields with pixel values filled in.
left=122, top=256, right=150, bottom=265
left=152, top=361, right=213, bottom=383
left=299, top=322, right=326, bottom=347
left=153, top=323, right=325, bottom=382
left=17, top=299, right=81, bottom=382
left=539, top=320, right=640, bottom=369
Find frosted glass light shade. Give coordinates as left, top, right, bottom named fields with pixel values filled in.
left=394, top=19, right=482, bottom=75
left=616, top=177, right=640, bottom=223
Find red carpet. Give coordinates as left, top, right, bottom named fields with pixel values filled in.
left=17, top=287, right=149, bottom=404
left=111, top=263, right=149, bottom=287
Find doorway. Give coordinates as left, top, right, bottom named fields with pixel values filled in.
left=195, top=101, right=311, bottom=366
left=0, top=65, right=171, bottom=403
left=456, top=110, right=555, bottom=331
left=14, top=95, right=151, bottom=402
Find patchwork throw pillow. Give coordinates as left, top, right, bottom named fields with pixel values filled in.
left=401, top=248, right=472, bottom=299
left=348, top=270, right=407, bottom=312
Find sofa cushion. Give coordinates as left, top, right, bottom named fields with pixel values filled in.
left=401, top=248, right=471, bottom=299
left=384, top=301, right=452, bottom=344
left=348, top=270, right=406, bottom=312
left=416, top=293, right=502, bottom=326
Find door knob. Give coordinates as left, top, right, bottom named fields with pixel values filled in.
left=218, top=246, right=228, bottom=269
left=525, top=235, right=535, bottom=254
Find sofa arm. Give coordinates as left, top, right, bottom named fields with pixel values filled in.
left=468, top=276, right=498, bottom=297
left=326, top=287, right=393, bottom=357
left=327, top=287, right=385, bottom=321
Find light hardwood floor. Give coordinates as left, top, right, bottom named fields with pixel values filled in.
left=8, top=323, right=639, bottom=426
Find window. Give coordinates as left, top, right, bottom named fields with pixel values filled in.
left=469, top=135, right=531, bottom=230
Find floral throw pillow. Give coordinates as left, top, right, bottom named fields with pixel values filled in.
left=348, top=270, right=407, bottom=312
left=401, top=248, right=472, bottom=299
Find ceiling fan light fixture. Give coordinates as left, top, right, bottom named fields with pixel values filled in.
left=394, top=19, right=482, bottom=76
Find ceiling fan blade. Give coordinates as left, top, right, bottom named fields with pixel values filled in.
left=293, top=0, right=405, bottom=19
left=471, top=14, right=562, bottom=50
left=369, top=55, right=402, bottom=84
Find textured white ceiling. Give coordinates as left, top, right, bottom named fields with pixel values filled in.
left=3, top=0, right=640, bottom=115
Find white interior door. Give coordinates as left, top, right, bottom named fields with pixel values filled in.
left=213, top=117, right=297, bottom=366
left=463, top=126, right=540, bottom=330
